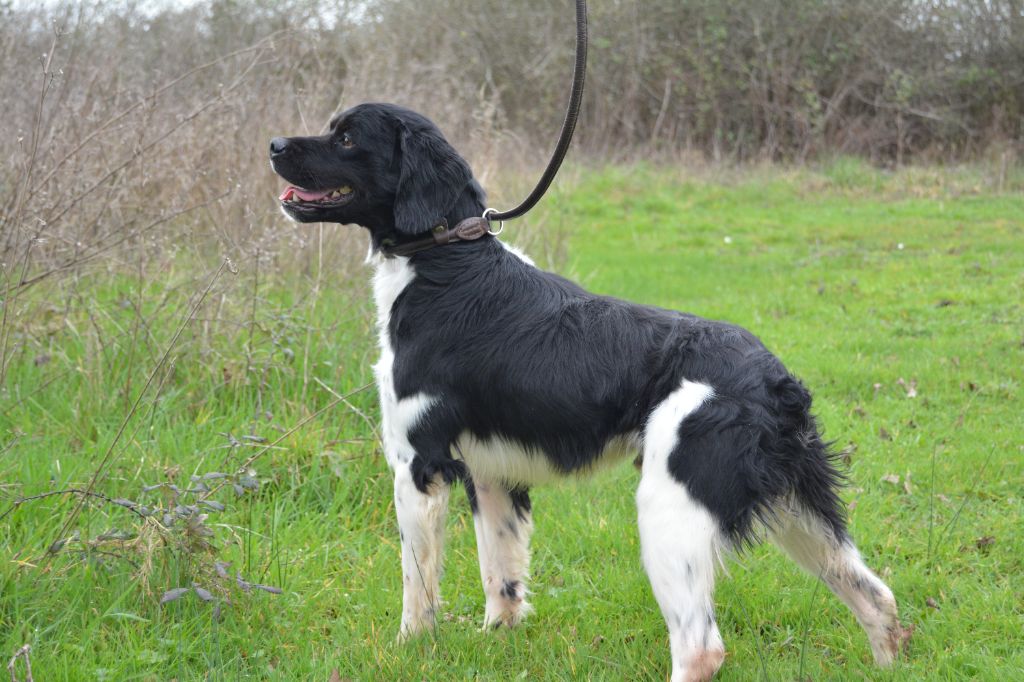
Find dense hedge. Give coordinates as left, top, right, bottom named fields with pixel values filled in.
left=359, top=0, right=1024, bottom=161
left=1, top=0, right=1021, bottom=167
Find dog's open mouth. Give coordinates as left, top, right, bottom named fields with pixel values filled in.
left=279, top=184, right=354, bottom=207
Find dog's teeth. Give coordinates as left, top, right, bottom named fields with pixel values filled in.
left=339, top=186, right=352, bottom=194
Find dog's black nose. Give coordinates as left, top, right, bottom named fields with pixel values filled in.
left=269, top=137, right=290, bottom=156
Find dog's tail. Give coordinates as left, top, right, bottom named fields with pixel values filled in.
left=764, top=372, right=849, bottom=542
left=671, top=366, right=849, bottom=548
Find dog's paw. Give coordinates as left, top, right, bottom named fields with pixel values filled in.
left=871, top=621, right=914, bottom=666
left=396, top=610, right=438, bottom=643
left=482, top=599, right=533, bottom=631
left=675, top=647, right=725, bottom=682
left=396, top=623, right=429, bottom=644
left=890, top=621, right=914, bottom=661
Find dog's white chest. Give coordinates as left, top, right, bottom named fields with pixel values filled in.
left=371, top=256, right=434, bottom=469
left=371, top=254, right=416, bottom=336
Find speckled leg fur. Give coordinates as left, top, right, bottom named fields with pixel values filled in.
left=471, top=481, right=534, bottom=629
left=394, top=464, right=449, bottom=639
left=770, top=504, right=911, bottom=665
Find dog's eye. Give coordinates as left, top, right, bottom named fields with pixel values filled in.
left=340, top=132, right=354, bottom=148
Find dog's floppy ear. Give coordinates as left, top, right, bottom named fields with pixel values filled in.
left=393, top=122, right=473, bottom=235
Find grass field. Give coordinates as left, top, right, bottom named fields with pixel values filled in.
left=2, top=162, right=1022, bottom=680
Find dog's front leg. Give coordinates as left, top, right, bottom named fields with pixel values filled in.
left=467, top=479, right=533, bottom=629
left=393, top=460, right=450, bottom=639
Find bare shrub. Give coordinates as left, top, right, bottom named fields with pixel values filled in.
left=3, top=0, right=1019, bottom=277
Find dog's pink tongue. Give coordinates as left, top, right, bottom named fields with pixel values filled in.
left=280, top=186, right=331, bottom=201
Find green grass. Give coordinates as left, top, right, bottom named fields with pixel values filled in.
left=2, top=164, right=1022, bottom=680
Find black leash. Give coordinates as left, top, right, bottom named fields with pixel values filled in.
left=484, top=0, right=588, bottom=228
left=381, top=1, right=587, bottom=258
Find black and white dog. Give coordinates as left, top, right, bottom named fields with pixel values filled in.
left=270, top=103, right=908, bottom=681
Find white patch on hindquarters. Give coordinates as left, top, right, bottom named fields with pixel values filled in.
left=455, top=432, right=639, bottom=488
left=642, top=380, right=714, bottom=472
left=371, top=256, right=434, bottom=468
left=637, top=380, right=726, bottom=682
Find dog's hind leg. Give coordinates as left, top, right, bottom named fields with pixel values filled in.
left=770, top=502, right=909, bottom=665
left=466, top=478, right=533, bottom=628
left=638, top=381, right=725, bottom=682
left=393, top=460, right=450, bottom=640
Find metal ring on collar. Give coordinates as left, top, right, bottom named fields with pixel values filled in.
left=482, top=208, right=504, bottom=236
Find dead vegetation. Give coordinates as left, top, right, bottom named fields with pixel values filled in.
left=2, top=0, right=1021, bottom=271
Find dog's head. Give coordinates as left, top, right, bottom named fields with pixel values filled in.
left=270, top=103, right=481, bottom=242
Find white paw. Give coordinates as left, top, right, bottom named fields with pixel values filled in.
left=397, top=609, right=438, bottom=642
left=483, top=598, right=533, bottom=630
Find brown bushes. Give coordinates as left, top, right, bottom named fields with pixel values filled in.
left=354, top=0, right=1024, bottom=162
left=0, top=0, right=1020, bottom=274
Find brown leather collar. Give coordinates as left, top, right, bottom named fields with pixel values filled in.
left=379, top=217, right=492, bottom=258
